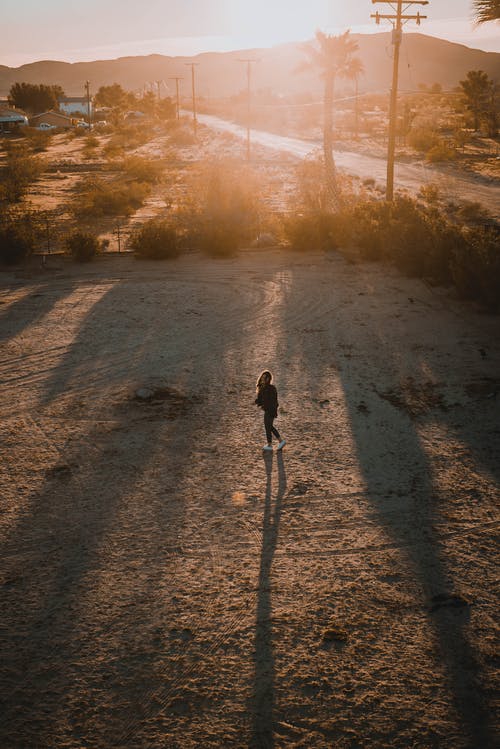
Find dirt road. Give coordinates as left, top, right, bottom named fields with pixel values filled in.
left=198, top=113, right=500, bottom=218
left=0, top=251, right=499, bottom=748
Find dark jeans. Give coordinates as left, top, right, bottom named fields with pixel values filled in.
left=264, top=412, right=281, bottom=443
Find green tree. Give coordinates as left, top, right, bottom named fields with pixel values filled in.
left=136, top=90, right=157, bottom=116
left=485, top=81, right=499, bottom=137
left=8, top=83, right=65, bottom=114
left=459, top=69, right=492, bottom=130
left=94, top=83, right=134, bottom=110
left=301, top=30, right=363, bottom=210
left=157, top=96, right=176, bottom=120
left=473, top=0, right=500, bottom=23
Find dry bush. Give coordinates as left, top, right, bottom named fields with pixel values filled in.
left=65, top=230, right=100, bottom=262
left=121, top=156, right=165, bottom=183
left=426, top=141, right=456, bottom=163
left=71, top=177, right=150, bottom=217
left=82, top=135, right=100, bottom=160
left=23, top=128, right=53, bottom=152
left=103, top=124, right=150, bottom=158
left=168, top=125, right=196, bottom=148
left=103, top=140, right=125, bottom=159
left=0, top=209, right=38, bottom=264
left=130, top=219, right=180, bottom=259
left=283, top=212, right=349, bottom=252
left=288, top=173, right=500, bottom=309
left=450, top=201, right=493, bottom=226
left=408, top=126, right=440, bottom=153
left=418, top=184, right=440, bottom=204
left=293, top=156, right=332, bottom=213
left=85, top=134, right=100, bottom=149
left=183, top=160, right=262, bottom=257
left=0, top=143, right=45, bottom=203
left=451, top=226, right=500, bottom=310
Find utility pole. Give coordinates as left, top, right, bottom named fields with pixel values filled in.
left=169, top=77, right=183, bottom=120
left=354, top=74, right=359, bottom=140
left=238, top=58, right=259, bottom=161
left=184, top=63, right=199, bottom=136
left=371, top=0, right=428, bottom=200
left=85, top=80, right=92, bottom=130
left=115, top=221, right=122, bottom=254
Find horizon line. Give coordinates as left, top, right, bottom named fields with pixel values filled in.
left=2, top=25, right=500, bottom=69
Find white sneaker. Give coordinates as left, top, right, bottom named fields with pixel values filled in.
left=277, top=439, right=286, bottom=450
left=263, top=444, right=273, bottom=451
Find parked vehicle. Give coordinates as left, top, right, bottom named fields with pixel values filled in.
left=37, top=122, right=56, bottom=130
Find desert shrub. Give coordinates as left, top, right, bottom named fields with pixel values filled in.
left=452, top=201, right=492, bottom=226
left=0, top=211, right=37, bottom=264
left=345, top=197, right=457, bottom=283
left=418, top=184, right=440, bottom=204
left=0, top=144, right=44, bottom=203
left=184, top=160, right=261, bottom=257
left=24, top=128, right=53, bottom=152
left=65, top=230, right=100, bottom=262
left=451, top=226, right=500, bottom=310
left=106, top=124, right=149, bottom=152
left=426, top=141, right=456, bottom=163
left=168, top=126, right=196, bottom=147
left=294, top=157, right=331, bottom=212
left=345, top=200, right=393, bottom=261
left=72, top=177, right=150, bottom=217
left=103, top=140, right=124, bottom=159
left=383, top=197, right=433, bottom=276
left=130, top=219, right=180, bottom=259
left=82, top=135, right=99, bottom=159
left=85, top=135, right=99, bottom=148
left=291, top=180, right=500, bottom=308
left=408, top=127, right=440, bottom=153
left=283, top=211, right=347, bottom=252
left=122, top=156, right=165, bottom=183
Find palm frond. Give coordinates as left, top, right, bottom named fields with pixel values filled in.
left=473, top=0, right=500, bottom=23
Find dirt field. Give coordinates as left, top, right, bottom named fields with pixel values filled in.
left=0, top=250, right=499, bottom=748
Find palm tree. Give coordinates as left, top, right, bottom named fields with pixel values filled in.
left=473, top=0, right=500, bottom=23
left=301, top=30, right=363, bottom=210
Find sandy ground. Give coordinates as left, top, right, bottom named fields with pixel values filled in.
left=0, top=249, right=499, bottom=749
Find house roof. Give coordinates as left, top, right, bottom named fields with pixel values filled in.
left=31, top=110, right=72, bottom=120
left=0, top=107, right=28, bottom=122
left=58, top=96, right=88, bottom=103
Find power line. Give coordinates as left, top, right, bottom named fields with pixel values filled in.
left=84, top=80, right=92, bottom=130
left=169, top=77, right=183, bottom=120
left=184, top=63, right=199, bottom=136
left=371, top=0, right=429, bottom=200
left=237, top=58, right=260, bottom=161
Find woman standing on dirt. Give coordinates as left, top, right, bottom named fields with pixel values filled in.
left=255, top=370, right=286, bottom=452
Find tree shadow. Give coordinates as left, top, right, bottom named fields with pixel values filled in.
left=0, top=281, right=76, bottom=346
left=0, top=271, right=250, bottom=747
left=251, top=450, right=287, bottom=749
left=0, top=280, right=192, bottom=746
left=277, top=261, right=495, bottom=747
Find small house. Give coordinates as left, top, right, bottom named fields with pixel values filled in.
left=30, top=111, right=74, bottom=129
left=0, top=107, right=29, bottom=133
left=58, top=96, right=93, bottom=118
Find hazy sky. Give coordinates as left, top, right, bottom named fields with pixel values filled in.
left=3, top=0, right=499, bottom=66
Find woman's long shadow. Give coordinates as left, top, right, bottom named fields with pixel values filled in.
left=251, top=449, right=287, bottom=749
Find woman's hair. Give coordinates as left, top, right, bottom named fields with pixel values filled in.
left=256, top=370, right=273, bottom=392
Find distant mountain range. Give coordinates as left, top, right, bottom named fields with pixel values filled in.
left=1, top=33, right=499, bottom=100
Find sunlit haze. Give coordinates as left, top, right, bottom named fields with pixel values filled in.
left=2, top=0, right=499, bottom=66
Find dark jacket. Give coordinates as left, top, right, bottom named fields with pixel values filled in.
left=255, top=383, right=278, bottom=418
